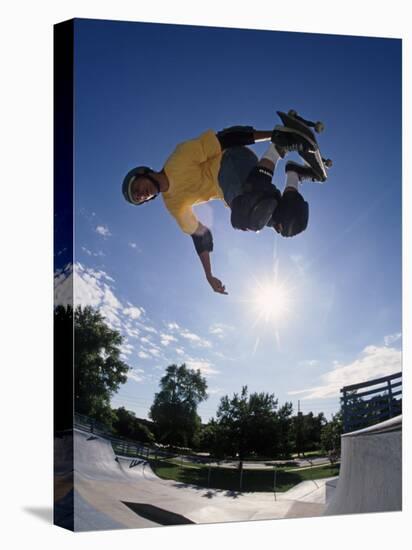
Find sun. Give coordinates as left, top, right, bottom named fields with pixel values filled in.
left=251, top=278, right=293, bottom=325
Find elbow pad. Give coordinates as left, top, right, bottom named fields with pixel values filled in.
left=216, top=126, right=255, bottom=149
left=191, top=227, right=213, bottom=254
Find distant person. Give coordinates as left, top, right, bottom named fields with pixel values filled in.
left=122, top=124, right=321, bottom=294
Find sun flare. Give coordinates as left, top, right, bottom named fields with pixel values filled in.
left=251, top=279, right=293, bottom=324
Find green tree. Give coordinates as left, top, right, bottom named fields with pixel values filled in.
left=321, top=412, right=343, bottom=462
left=276, top=402, right=293, bottom=458
left=304, top=412, right=327, bottom=452
left=149, top=364, right=207, bottom=447
left=113, top=407, right=155, bottom=444
left=197, top=419, right=219, bottom=454
left=215, top=386, right=279, bottom=464
left=291, top=412, right=305, bottom=457
left=74, top=305, right=129, bottom=425
left=291, top=411, right=327, bottom=456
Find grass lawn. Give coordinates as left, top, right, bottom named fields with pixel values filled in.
left=150, top=458, right=340, bottom=493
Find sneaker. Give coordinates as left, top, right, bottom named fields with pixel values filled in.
left=285, top=161, right=319, bottom=182
left=271, top=127, right=312, bottom=158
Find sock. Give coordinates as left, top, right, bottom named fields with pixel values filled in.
left=261, top=143, right=281, bottom=169
left=284, top=170, right=299, bottom=191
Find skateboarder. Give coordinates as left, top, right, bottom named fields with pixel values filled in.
left=122, top=123, right=321, bottom=294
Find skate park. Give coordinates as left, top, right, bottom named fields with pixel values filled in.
left=55, top=409, right=402, bottom=531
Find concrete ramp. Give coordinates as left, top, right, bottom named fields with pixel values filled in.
left=325, top=416, right=402, bottom=516
left=74, top=430, right=127, bottom=482
left=64, top=429, right=338, bottom=531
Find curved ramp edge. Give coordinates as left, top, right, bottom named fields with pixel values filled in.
left=324, top=415, right=402, bottom=516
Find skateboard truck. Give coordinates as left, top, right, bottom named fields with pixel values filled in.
left=288, top=109, right=325, bottom=134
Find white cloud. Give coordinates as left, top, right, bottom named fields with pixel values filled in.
left=289, top=344, right=402, bottom=400
left=209, top=323, right=234, bottom=339
left=123, top=306, right=143, bottom=320
left=103, top=285, right=121, bottom=309
left=175, top=347, right=185, bottom=355
left=128, top=242, right=141, bottom=252
left=81, top=246, right=105, bottom=257
left=140, top=325, right=158, bottom=334
left=160, top=333, right=177, bottom=346
left=147, top=348, right=162, bottom=357
left=180, top=330, right=212, bottom=348
left=167, top=322, right=180, bottom=330
left=74, top=268, right=103, bottom=308
left=125, top=325, right=140, bottom=339
left=100, top=304, right=122, bottom=328
left=384, top=333, right=402, bottom=346
left=54, top=263, right=73, bottom=307
left=186, top=360, right=219, bottom=376
left=53, top=267, right=116, bottom=329
left=95, top=225, right=111, bottom=237
left=60, top=263, right=121, bottom=329
left=120, top=343, right=134, bottom=356
left=208, top=387, right=223, bottom=396
left=128, top=368, right=145, bottom=383
left=138, top=351, right=150, bottom=359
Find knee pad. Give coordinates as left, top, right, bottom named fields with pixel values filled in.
left=230, top=166, right=281, bottom=232
left=231, top=189, right=280, bottom=231
left=270, top=191, right=309, bottom=237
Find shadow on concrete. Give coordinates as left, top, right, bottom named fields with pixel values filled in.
left=22, top=506, right=53, bottom=524
left=122, top=502, right=195, bottom=526
left=171, top=482, right=244, bottom=499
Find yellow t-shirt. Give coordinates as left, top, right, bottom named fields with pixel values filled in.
left=162, top=130, right=224, bottom=234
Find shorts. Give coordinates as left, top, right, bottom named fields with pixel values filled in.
left=217, top=146, right=258, bottom=207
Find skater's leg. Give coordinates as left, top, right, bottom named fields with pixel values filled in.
left=218, top=146, right=259, bottom=206
left=284, top=169, right=300, bottom=191
left=283, top=161, right=321, bottom=187
left=258, top=142, right=282, bottom=172
left=230, top=156, right=282, bottom=232
left=266, top=161, right=316, bottom=237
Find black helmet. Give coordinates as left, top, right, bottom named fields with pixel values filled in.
left=271, top=191, right=309, bottom=237
left=122, top=166, right=160, bottom=205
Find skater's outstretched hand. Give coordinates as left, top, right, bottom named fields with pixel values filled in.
left=207, top=275, right=228, bottom=295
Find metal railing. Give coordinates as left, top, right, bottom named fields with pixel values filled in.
left=74, top=412, right=155, bottom=458
left=341, top=372, right=402, bottom=433
left=74, top=412, right=208, bottom=462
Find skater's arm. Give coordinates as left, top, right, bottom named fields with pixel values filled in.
left=198, top=252, right=228, bottom=295
left=191, top=223, right=228, bottom=294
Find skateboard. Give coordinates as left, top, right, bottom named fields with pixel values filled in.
left=274, top=110, right=333, bottom=182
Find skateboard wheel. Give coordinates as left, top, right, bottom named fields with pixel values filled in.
left=288, top=109, right=297, bottom=117
left=314, top=121, right=325, bottom=133
left=324, top=159, right=333, bottom=167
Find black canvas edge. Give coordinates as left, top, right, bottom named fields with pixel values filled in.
left=53, top=19, right=75, bottom=532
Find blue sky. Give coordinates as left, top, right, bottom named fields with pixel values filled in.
left=55, top=18, right=402, bottom=422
